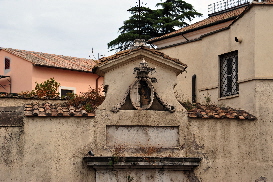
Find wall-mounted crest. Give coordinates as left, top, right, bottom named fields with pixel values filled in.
left=130, top=59, right=156, bottom=110
left=110, top=59, right=176, bottom=113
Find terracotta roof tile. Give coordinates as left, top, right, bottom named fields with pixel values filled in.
left=24, top=102, right=94, bottom=117
left=98, top=46, right=187, bottom=68
left=148, top=6, right=247, bottom=43
left=1, top=48, right=98, bottom=72
left=187, top=104, right=256, bottom=120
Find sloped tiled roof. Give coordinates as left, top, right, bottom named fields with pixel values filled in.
left=149, top=1, right=273, bottom=44
left=148, top=6, right=248, bottom=43
left=24, top=102, right=95, bottom=117
left=98, top=46, right=187, bottom=68
left=187, top=104, right=256, bottom=120
left=1, top=48, right=97, bottom=72
left=23, top=102, right=256, bottom=120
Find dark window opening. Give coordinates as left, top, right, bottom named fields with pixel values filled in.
left=61, top=89, right=73, bottom=97
left=192, top=74, right=196, bottom=103
left=5, top=58, right=10, bottom=70
left=220, top=51, right=239, bottom=97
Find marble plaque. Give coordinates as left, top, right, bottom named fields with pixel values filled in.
left=106, top=126, right=179, bottom=148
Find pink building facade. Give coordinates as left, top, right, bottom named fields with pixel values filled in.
left=0, top=48, right=102, bottom=96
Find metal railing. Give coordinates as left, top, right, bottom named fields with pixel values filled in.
left=208, top=0, right=251, bottom=15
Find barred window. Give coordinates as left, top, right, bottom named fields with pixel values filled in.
left=5, top=58, right=10, bottom=70
left=220, top=51, right=239, bottom=97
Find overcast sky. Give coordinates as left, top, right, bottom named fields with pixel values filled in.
left=0, top=0, right=218, bottom=59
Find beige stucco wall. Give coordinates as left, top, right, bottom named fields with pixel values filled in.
left=255, top=80, right=273, bottom=120
left=0, top=117, right=96, bottom=182
left=188, top=117, right=273, bottom=182
left=157, top=5, right=266, bottom=115
left=254, top=5, right=273, bottom=78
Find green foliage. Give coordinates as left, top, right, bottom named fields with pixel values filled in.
left=34, top=78, right=60, bottom=98
left=108, top=0, right=202, bottom=51
left=64, top=87, right=105, bottom=113
left=180, top=100, right=194, bottom=111
left=19, top=79, right=104, bottom=113
left=108, top=6, right=155, bottom=51
left=19, top=78, right=60, bottom=98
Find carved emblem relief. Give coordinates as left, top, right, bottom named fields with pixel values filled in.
left=130, top=78, right=154, bottom=110
left=130, top=59, right=156, bottom=110
left=111, top=59, right=175, bottom=113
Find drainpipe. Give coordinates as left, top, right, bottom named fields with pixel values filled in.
left=96, top=76, right=101, bottom=92
left=9, top=77, right=11, bottom=94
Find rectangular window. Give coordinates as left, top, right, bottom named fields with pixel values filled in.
left=59, top=86, right=76, bottom=98
left=5, top=58, right=10, bottom=70
left=220, top=51, right=239, bottom=97
left=61, top=89, right=73, bottom=97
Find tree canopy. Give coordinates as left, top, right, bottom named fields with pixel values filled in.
left=108, top=0, right=202, bottom=52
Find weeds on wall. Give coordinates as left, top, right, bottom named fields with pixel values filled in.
left=204, top=92, right=212, bottom=105
left=180, top=100, right=194, bottom=111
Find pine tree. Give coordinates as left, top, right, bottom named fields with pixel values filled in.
left=108, top=0, right=202, bottom=52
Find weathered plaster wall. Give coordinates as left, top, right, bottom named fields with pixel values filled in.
left=187, top=117, right=273, bottom=182
left=96, top=169, right=195, bottom=182
left=1, top=99, right=273, bottom=181
left=94, top=110, right=188, bottom=157
left=0, top=127, right=24, bottom=181
left=255, top=80, right=273, bottom=120
left=0, top=117, right=96, bottom=181
left=0, top=98, right=65, bottom=107
left=93, top=109, right=273, bottom=181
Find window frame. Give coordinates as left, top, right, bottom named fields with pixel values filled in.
left=4, top=57, right=11, bottom=74
left=219, top=51, right=239, bottom=98
left=59, top=86, right=76, bottom=97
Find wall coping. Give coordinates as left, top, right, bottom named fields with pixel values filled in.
left=83, top=156, right=201, bottom=171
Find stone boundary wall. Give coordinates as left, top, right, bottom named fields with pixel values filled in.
left=0, top=97, right=66, bottom=107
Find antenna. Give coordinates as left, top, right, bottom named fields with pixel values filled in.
left=128, top=0, right=148, bottom=38
left=89, top=48, right=105, bottom=60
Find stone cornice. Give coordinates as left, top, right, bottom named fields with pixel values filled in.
left=83, top=156, right=202, bottom=170
left=96, top=49, right=186, bottom=76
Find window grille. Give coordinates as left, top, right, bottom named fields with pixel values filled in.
left=220, top=51, right=239, bottom=97
left=5, top=58, right=10, bottom=70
